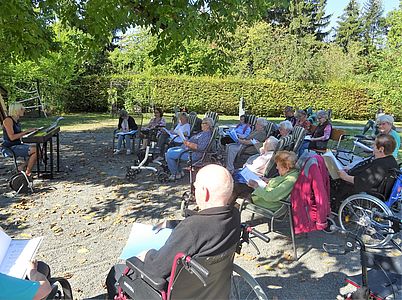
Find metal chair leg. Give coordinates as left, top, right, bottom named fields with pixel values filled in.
left=288, top=206, right=297, bottom=260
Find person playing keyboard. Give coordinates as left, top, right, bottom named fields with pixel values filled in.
left=2, top=103, right=38, bottom=177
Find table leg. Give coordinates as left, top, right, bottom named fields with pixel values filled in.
left=50, top=136, right=53, bottom=179
left=36, top=143, right=40, bottom=178
left=56, top=132, right=60, bottom=172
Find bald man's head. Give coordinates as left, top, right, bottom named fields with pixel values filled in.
left=194, top=164, right=234, bottom=209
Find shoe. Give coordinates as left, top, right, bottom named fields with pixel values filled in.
left=126, top=149, right=132, bottom=155
left=113, top=149, right=121, bottom=155
left=168, top=173, right=182, bottom=181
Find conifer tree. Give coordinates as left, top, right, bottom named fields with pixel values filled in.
left=288, top=0, right=331, bottom=41
left=361, top=0, right=385, bottom=54
left=335, top=0, right=363, bottom=52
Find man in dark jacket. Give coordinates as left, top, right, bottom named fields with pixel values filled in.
left=106, top=164, right=240, bottom=296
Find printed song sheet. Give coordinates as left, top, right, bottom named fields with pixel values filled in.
left=240, top=166, right=267, bottom=188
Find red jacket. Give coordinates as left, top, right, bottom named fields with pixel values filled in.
left=291, top=155, right=330, bottom=234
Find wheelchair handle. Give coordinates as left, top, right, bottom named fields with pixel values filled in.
left=248, top=227, right=270, bottom=243
left=185, top=256, right=209, bottom=279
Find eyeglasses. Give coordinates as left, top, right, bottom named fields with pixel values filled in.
left=201, top=122, right=208, bottom=124
left=378, top=122, right=388, bottom=126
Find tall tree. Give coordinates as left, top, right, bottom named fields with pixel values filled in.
left=361, top=0, right=385, bottom=54
left=288, top=0, right=331, bottom=41
left=0, top=0, right=278, bottom=63
left=335, top=0, right=363, bottom=52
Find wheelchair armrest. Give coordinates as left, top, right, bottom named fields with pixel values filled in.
left=279, top=198, right=291, bottom=206
left=126, top=257, right=167, bottom=291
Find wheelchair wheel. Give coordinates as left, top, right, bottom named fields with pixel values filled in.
left=338, top=194, right=394, bottom=248
left=156, top=171, right=169, bottom=183
left=126, top=168, right=140, bottom=181
left=230, top=264, right=268, bottom=300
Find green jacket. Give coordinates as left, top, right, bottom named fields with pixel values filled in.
left=252, top=169, right=299, bottom=211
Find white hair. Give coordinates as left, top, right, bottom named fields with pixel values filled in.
left=279, top=120, right=293, bottom=132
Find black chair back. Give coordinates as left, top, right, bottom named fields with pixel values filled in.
left=170, top=245, right=236, bottom=300
left=291, top=126, right=307, bottom=155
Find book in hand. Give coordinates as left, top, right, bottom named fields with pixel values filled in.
left=0, top=230, right=43, bottom=278
left=119, top=223, right=173, bottom=260
left=239, top=166, right=267, bottom=188
left=117, top=130, right=137, bottom=136
left=322, top=150, right=344, bottom=180
left=162, top=127, right=176, bottom=139
left=177, top=128, right=187, bottom=142
left=228, top=129, right=239, bottom=143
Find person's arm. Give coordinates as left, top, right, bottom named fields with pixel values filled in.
left=253, top=172, right=298, bottom=203
left=311, top=124, right=331, bottom=141
left=338, top=170, right=354, bottom=184
left=128, top=116, right=138, bottom=130
left=27, top=260, right=52, bottom=300
left=3, top=118, right=34, bottom=141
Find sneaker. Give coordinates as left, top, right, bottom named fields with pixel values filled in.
left=113, top=149, right=121, bottom=155
left=126, top=149, right=132, bottom=155
left=168, top=173, right=182, bottom=181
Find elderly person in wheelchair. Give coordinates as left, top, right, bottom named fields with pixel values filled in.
left=246, top=151, right=299, bottom=212
left=106, top=164, right=240, bottom=299
left=332, top=134, right=398, bottom=210
left=165, top=117, right=213, bottom=181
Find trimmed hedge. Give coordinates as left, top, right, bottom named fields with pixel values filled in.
left=66, top=74, right=391, bottom=120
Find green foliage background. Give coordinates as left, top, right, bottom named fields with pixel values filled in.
left=61, top=74, right=391, bottom=120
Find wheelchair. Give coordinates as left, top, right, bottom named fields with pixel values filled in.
left=114, top=223, right=269, bottom=300
left=335, top=166, right=402, bottom=249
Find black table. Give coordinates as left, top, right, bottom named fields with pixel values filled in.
left=22, top=126, right=60, bottom=179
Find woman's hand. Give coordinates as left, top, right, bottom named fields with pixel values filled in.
left=338, top=170, right=354, bottom=184
left=247, top=180, right=259, bottom=189
left=261, top=177, right=270, bottom=183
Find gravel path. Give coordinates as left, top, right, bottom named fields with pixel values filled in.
left=0, top=129, right=399, bottom=299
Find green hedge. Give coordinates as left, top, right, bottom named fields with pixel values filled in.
left=66, top=74, right=393, bottom=120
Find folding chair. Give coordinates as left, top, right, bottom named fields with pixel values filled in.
left=188, top=112, right=198, bottom=134
left=204, top=112, right=219, bottom=126
left=239, top=197, right=297, bottom=260
left=264, top=135, right=294, bottom=178
left=245, top=115, right=258, bottom=130
left=265, top=121, right=276, bottom=137
left=291, top=126, right=307, bottom=155
left=112, top=112, right=143, bottom=153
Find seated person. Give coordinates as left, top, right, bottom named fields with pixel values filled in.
left=295, top=109, right=313, bottom=156
left=226, top=118, right=268, bottom=173
left=235, top=136, right=279, bottom=178
left=376, top=114, right=400, bottom=158
left=2, top=103, right=37, bottom=176
left=220, top=115, right=251, bottom=146
left=140, top=107, right=166, bottom=150
left=165, top=117, right=213, bottom=180
left=154, top=112, right=191, bottom=161
left=284, top=106, right=296, bottom=127
left=0, top=260, right=51, bottom=300
left=295, top=110, right=312, bottom=133
left=114, top=109, right=138, bottom=155
left=308, top=110, right=332, bottom=151
left=106, top=164, right=240, bottom=298
left=277, top=120, right=293, bottom=138
left=334, top=133, right=398, bottom=209
left=247, top=151, right=299, bottom=212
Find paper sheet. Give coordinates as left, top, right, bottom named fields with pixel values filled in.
left=322, top=151, right=344, bottom=179
left=162, top=127, right=176, bottom=139
left=177, top=128, right=186, bottom=142
left=119, top=223, right=172, bottom=260
left=228, top=129, right=239, bottom=143
left=240, top=166, right=267, bottom=188
left=0, top=232, right=43, bottom=278
left=116, top=130, right=137, bottom=136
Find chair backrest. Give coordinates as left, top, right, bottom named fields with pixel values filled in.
left=188, top=112, right=198, bottom=134
left=264, top=135, right=294, bottom=178
left=246, top=115, right=258, bottom=130
left=265, top=121, right=276, bottom=137
left=291, top=126, right=307, bottom=155
left=204, top=112, right=219, bottom=126
left=169, top=245, right=236, bottom=300
left=195, top=127, right=220, bottom=165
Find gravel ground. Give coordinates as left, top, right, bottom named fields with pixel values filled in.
left=0, top=128, right=399, bottom=299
